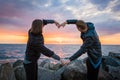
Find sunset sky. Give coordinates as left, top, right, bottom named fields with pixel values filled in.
left=0, top=0, right=120, bottom=45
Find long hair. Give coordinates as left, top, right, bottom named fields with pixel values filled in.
left=30, top=19, right=43, bottom=34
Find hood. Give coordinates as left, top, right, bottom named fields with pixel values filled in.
left=86, top=22, right=95, bottom=30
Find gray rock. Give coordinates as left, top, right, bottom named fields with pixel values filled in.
left=99, top=68, right=113, bottom=80
left=13, top=60, right=23, bottom=68
left=52, top=63, right=62, bottom=70
left=1, top=52, right=120, bottom=80
left=55, top=65, right=67, bottom=80
left=109, top=52, right=120, bottom=59
left=0, top=63, right=16, bottom=80
left=61, top=60, right=87, bottom=80
left=39, top=59, right=51, bottom=67
left=102, top=56, right=120, bottom=70
left=106, top=65, right=120, bottom=80
left=13, top=60, right=26, bottom=80
left=38, top=66, right=55, bottom=80
left=43, top=62, right=54, bottom=69
left=40, top=59, right=62, bottom=70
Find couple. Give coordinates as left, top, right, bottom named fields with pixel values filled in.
left=23, top=19, right=102, bottom=80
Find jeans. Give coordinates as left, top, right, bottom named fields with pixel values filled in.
left=86, top=59, right=100, bottom=80
left=24, top=62, right=38, bottom=80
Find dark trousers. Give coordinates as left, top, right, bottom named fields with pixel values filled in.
left=86, top=59, right=100, bottom=80
left=24, top=62, right=38, bottom=80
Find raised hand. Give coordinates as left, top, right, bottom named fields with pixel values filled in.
left=54, top=21, right=61, bottom=28
left=60, top=58, right=70, bottom=65
left=60, top=21, right=67, bottom=28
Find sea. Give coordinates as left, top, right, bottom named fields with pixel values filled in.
left=0, top=44, right=120, bottom=64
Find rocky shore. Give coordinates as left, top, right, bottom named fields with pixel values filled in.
left=0, top=52, right=120, bottom=80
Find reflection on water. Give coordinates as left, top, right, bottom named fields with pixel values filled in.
left=0, top=44, right=120, bottom=63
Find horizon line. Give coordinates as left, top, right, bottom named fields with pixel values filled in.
left=0, top=43, right=120, bottom=45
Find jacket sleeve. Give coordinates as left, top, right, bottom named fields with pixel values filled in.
left=69, top=37, right=94, bottom=61
left=37, top=44, right=55, bottom=57
left=66, top=19, right=78, bottom=24
left=43, top=19, right=55, bottom=25
left=38, top=44, right=60, bottom=60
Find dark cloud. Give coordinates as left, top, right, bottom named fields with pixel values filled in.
left=112, top=1, right=120, bottom=12
left=95, top=19, right=120, bottom=35
left=89, top=0, right=113, bottom=10
left=0, top=17, right=26, bottom=27
left=0, top=0, right=35, bottom=18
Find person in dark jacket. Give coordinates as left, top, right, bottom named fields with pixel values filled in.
left=60, top=20, right=102, bottom=80
left=23, top=19, right=61, bottom=80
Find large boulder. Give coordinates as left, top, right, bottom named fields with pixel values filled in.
left=102, top=56, right=120, bottom=71
left=39, top=59, right=51, bottom=67
left=38, top=66, right=55, bottom=80
left=106, top=65, right=120, bottom=80
left=109, top=52, right=120, bottom=60
left=0, top=63, right=16, bottom=80
left=99, top=69, right=113, bottom=80
left=1, top=52, right=120, bottom=80
left=40, top=59, right=62, bottom=70
left=61, top=60, right=87, bottom=80
left=13, top=60, right=26, bottom=80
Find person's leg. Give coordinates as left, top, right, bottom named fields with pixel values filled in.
left=86, top=59, right=100, bottom=80
left=34, top=62, right=38, bottom=80
left=24, top=62, right=38, bottom=80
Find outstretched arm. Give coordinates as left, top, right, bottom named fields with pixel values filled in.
left=43, top=19, right=60, bottom=28
left=69, top=37, right=94, bottom=61
left=36, top=44, right=60, bottom=60
left=66, top=19, right=78, bottom=24
left=43, top=19, right=55, bottom=25
left=60, top=19, right=78, bottom=28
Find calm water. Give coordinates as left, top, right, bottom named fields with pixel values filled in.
left=0, top=44, right=120, bottom=63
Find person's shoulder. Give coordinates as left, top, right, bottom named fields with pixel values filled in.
left=86, top=22, right=94, bottom=27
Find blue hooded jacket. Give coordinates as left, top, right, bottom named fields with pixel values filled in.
left=67, top=20, right=102, bottom=69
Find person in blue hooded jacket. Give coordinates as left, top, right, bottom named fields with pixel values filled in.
left=60, top=20, right=102, bottom=80
left=23, top=19, right=61, bottom=80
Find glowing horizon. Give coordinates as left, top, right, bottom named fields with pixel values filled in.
left=0, top=31, right=120, bottom=45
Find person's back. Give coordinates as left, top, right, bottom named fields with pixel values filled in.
left=23, top=19, right=60, bottom=80
left=60, top=20, right=102, bottom=80
left=81, top=22, right=102, bottom=68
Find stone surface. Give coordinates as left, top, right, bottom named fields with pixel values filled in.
left=61, top=60, right=87, bottom=80
left=0, top=63, right=16, bottom=80
left=38, top=66, right=55, bottom=80
left=109, top=52, right=120, bottom=59
left=13, top=60, right=26, bottom=80
left=1, top=51, right=120, bottom=80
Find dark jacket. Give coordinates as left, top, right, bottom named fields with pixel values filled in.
left=67, top=20, right=102, bottom=69
left=25, top=20, right=60, bottom=63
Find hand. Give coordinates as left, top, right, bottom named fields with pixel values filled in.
left=60, top=59, right=70, bottom=65
left=60, top=22, right=67, bottom=28
left=54, top=21, right=60, bottom=28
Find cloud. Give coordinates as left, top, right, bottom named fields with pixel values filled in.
left=0, top=0, right=120, bottom=38
left=95, top=18, right=120, bottom=35
left=112, top=0, right=120, bottom=12
left=88, top=0, right=114, bottom=10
